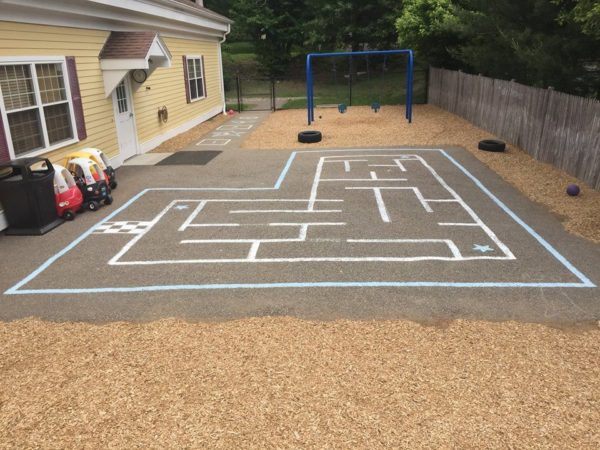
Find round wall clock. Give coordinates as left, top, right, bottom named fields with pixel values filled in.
left=132, top=69, right=148, bottom=83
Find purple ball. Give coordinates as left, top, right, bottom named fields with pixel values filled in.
left=566, top=184, right=580, bottom=196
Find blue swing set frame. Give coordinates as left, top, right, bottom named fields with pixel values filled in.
left=306, top=49, right=414, bottom=125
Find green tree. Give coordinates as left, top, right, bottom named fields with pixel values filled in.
left=204, top=0, right=232, bottom=16
left=229, top=0, right=308, bottom=76
left=395, top=0, right=462, bottom=67
left=557, top=0, right=600, bottom=39
left=306, top=0, right=403, bottom=51
left=397, top=0, right=599, bottom=96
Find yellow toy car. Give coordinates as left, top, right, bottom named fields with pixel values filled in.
left=65, top=148, right=117, bottom=190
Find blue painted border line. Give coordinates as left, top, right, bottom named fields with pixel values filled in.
left=7, top=281, right=593, bottom=295
left=4, top=148, right=595, bottom=295
left=4, top=189, right=150, bottom=295
left=275, top=152, right=296, bottom=189
left=441, top=151, right=595, bottom=287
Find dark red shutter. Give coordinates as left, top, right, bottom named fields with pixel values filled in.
left=201, top=55, right=207, bottom=98
left=66, top=56, right=87, bottom=141
left=0, top=113, right=10, bottom=163
left=183, top=55, right=191, bottom=103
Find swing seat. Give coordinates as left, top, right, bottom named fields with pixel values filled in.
left=338, top=103, right=347, bottom=114
left=371, top=102, right=381, bottom=113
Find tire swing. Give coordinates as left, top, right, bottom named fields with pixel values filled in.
left=298, top=130, right=322, bottom=144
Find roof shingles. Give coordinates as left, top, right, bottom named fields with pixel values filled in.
left=99, top=31, right=157, bottom=60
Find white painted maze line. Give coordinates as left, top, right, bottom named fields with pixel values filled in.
left=247, top=242, right=260, bottom=260
left=178, top=201, right=207, bottom=231
left=112, top=152, right=515, bottom=265
left=335, top=153, right=513, bottom=257
left=414, top=155, right=515, bottom=259
left=320, top=178, right=407, bottom=182
left=346, top=186, right=434, bottom=214
left=111, top=256, right=515, bottom=265
left=373, top=188, right=391, bottom=223
left=393, top=160, right=408, bottom=172
left=108, top=199, right=181, bottom=266
left=347, top=239, right=465, bottom=260
left=187, top=223, right=242, bottom=227
left=268, top=222, right=346, bottom=227
left=324, top=159, right=369, bottom=173
left=229, top=209, right=343, bottom=214
left=438, top=222, right=479, bottom=227
left=308, top=157, right=325, bottom=211
left=179, top=222, right=346, bottom=263
left=167, top=199, right=343, bottom=203
left=6, top=148, right=595, bottom=294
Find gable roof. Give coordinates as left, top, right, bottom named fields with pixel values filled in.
left=99, top=31, right=173, bottom=96
left=99, top=31, right=158, bottom=60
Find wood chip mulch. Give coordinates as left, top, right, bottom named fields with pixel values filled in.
left=150, top=113, right=230, bottom=153
left=242, top=105, right=600, bottom=243
left=0, top=318, right=598, bottom=448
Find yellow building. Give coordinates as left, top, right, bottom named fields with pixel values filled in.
left=0, top=0, right=231, bottom=228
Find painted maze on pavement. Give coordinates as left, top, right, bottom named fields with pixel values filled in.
left=6, top=149, right=594, bottom=294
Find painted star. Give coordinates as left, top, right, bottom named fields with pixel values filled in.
left=175, top=205, right=189, bottom=210
left=473, top=244, right=494, bottom=253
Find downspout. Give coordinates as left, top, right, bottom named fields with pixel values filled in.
left=217, top=23, right=231, bottom=114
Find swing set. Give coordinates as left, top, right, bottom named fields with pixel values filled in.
left=305, top=49, right=414, bottom=125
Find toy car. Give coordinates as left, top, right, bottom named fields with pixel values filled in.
left=65, top=148, right=117, bottom=189
left=66, top=157, right=113, bottom=211
left=53, top=164, right=83, bottom=220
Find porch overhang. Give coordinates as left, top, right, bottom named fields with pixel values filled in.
left=100, top=31, right=172, bottom=97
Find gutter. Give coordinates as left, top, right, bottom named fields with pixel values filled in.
left=146, top=0, right=233, bottom=24
left=218, top=23, right=231, bottom=114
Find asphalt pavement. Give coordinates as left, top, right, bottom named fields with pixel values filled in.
left=1, top=145, right=598, bottom=324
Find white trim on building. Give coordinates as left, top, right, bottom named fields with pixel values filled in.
left=0, top=0, right=232, bottom=41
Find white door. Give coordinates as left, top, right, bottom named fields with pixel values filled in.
left=112, top=76, right=138, bottom=161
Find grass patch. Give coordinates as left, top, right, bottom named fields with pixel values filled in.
left=225, top=103, right=257, bottom=112
left=223, top=41, right=255, bottom=54
left=279, top=71, right=427, bottom=109
left=227, top=53, right=257, bottom=63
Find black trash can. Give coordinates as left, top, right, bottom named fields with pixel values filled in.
left=0, top=157, right=63, bottom=235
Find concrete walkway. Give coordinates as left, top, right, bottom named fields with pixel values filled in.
left=123, top=111, right=271, bottom=166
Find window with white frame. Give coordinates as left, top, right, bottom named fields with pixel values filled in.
left=0, top=60, right=75, bottom=157
left=186, top=57, right=206, bottom=101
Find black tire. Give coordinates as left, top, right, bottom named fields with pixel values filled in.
left=88, top=200, right=99, bottom=211
left=478, top=139, right=506, bottom=152
left=110, top=180, right=118, bottom=190
left=104, top=195, right=113, bottom=206
left=63, top=210, right=75, bottom=221
left=298, top=130, right=322, bottom=144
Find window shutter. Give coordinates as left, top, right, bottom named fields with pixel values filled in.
left=201, top=55, right=207, bottom=98
left=183, top=55, right=191, bottom=103
left=0, top=114, right=9, bottom=163
left=65, top=56, right=87, bottom=141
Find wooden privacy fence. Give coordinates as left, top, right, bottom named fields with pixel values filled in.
left=428, top=67, right=600, bottom=189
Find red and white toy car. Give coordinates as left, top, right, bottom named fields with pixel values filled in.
left=53, top=164, right=83, bottom=220
left=66, top=157, right=113, bottom=211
